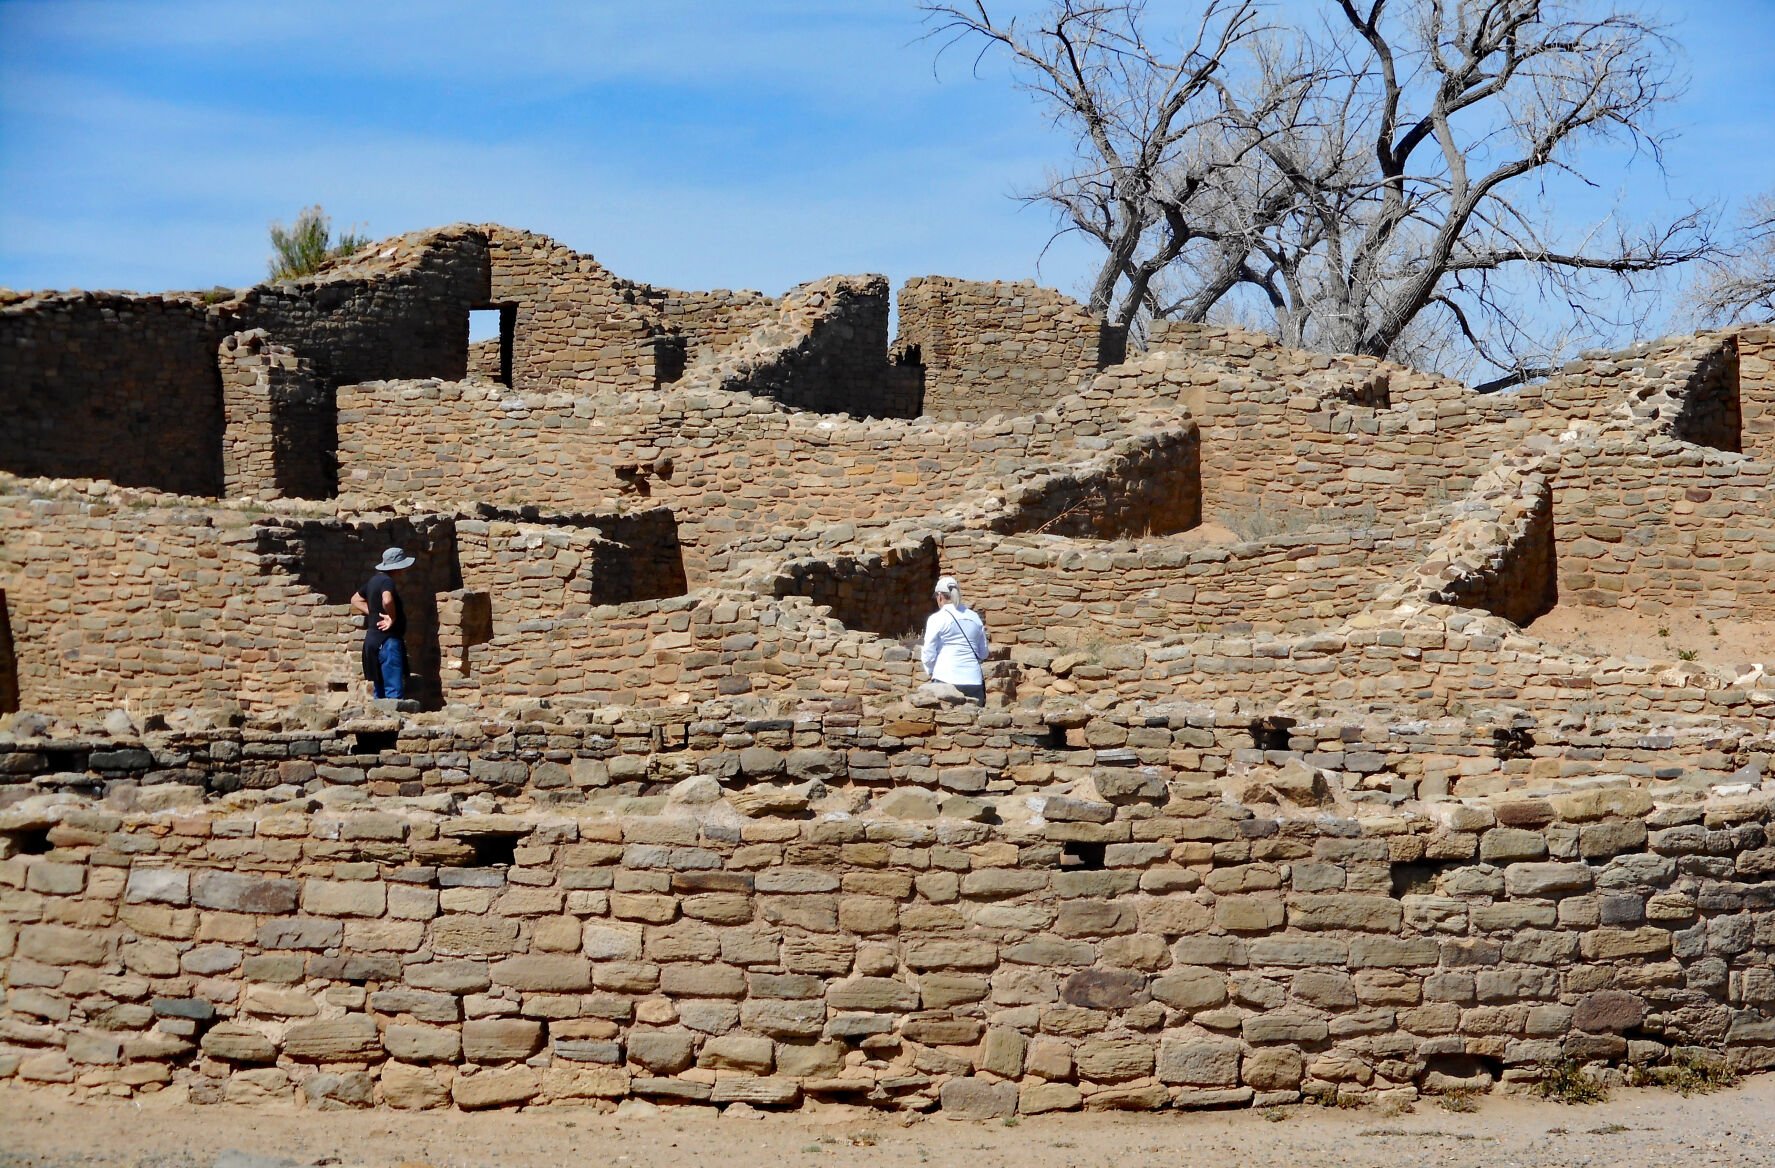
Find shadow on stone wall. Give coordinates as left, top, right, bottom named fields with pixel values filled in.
left=257, top=517, right=462, bottom=710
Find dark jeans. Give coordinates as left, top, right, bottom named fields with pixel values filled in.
left=954, top=683, right=986, bottom=706
left=374, top=638, right=408, bottom=700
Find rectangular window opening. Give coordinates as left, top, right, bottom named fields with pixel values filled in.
left=469, top=305, right=516, bottom=386
left=468, top=834, right=519, bottom=867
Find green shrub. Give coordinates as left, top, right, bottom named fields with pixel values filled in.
left=268, top=205, right=372, bottom=279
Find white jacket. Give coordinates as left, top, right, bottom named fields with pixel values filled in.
left=922, top=604, right=988, bottom=686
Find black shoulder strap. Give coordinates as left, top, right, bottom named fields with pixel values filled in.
left=946, top=609, right=986, bottom=662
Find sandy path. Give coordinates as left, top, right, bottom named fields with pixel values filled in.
left=2, top=1076, right=1773, bottom=1168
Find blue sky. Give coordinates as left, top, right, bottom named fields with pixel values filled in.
left=3, top=0, right=1773, bottom=332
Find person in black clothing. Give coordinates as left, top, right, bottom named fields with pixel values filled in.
left=351, top=546, right=415, bottom=700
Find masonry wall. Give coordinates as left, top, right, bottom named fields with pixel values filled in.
left=661, top=290, right=778, bottom=369
left=0, top=293, right=228, bottom=496
left=335, top=380, right=1167, bottom=584
left=220, top=331, right=334, bottom=501
left=683, top=276, right=912, bottom=418
left=1549, top=438, right=1775, bottom=620
left=1737, top=325, right=1775, bottom=461
left=897, top=278, right=1125, bottom=421
left=0, top=489, right=352, bottom=715
left=936, top=524, right=1428, bottom=651
left=482, top=227, right=674, bottom=394
left=0, top=768, right=1769, bottom=1112
left=235, top=226, right=489, bottom=393
left=444, top=591, right=916, bottom=708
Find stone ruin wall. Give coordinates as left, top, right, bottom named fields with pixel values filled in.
left=219, top=331, right=333, bottom=501
left=0, top=483, right=697, bottom=720
left=0, top=227, right=490, bottom=500
left=0, top=293, right=229, bottom=497
left=8, top=220, right=1775, bottom=1115
left=1549, top=436, right=1775, bottom=622
left=1734, top=325, right=1775, bottom=460
left=481, top=227, right=678, bottom=393
left=0, top=703, right=1771, bottom=1113
left=895, top=278, right=1126, bottom=421
left=333, top=379, right=1181, bottom=585
left=933, top=524, right=1435, bottom=653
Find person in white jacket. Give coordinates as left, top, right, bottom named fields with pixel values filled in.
left=921, top=575, right=989, bottom=705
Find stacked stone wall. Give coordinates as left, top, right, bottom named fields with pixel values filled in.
left=0, top=293, right=228, bottom=496
left=682, top=276, right=911, bottom=418
left=0, top=755, right=1769, bottom=1112
left=1737, top=325, right=1775, bottom=461
left=482, top=227, right=673, bottom=393
left=0, top=487, right=350, bottom=715
left=220, top=331, right=334, bottom=501
left=661, top=290, right=778, bottom=368
left=336, top=381, right=1186, bottom=584
left=234, top=226, right=489, bottom=394
left=897, top=278, right=1124, bottom=420
left=936, top=524, right=1429, bottom=652
left=1549, top=436, right=1775, bottom=620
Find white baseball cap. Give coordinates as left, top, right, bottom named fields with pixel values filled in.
left=934, top=576, right=960, bottom=595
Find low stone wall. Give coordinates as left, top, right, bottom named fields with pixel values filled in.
left=0, top=758, right=1769, bottom=1112
left=897, top=278, right=1123, bottom=421
left=938, top=524, right=1427, bottom=650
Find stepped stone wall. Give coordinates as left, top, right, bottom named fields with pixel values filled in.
left=896, top=278, right=1125, bottom=421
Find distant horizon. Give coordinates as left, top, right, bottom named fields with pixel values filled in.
left=4, top=0, right=1773, bottom=352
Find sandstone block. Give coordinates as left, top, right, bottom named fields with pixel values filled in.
left=383, top=1025, right=460, bottom=1063
left=1020, top=1082, right=1082, bottom=1114
left=1074, top=1037, right=1153, bottom=1081
left=940, top=1078, right=1018, bottom=1119
left=1062, top=968, right=1149, bottom=1009
left=125, top=868, right=190, bottom=905
left=18, top=925, right=108, bottom=966
left=627, top=1027, right=695, bottom=1073
left=490, top=955, right=594, bottom=992
left=452, top=1067, right=541, bottom=1110
left=710, top=1077, right=801, bottom=1106
left=1158, top=1037, right=1241, bottom=1086
left=381, top=1060, right=450, bottom=1109
left=1288, top=895, right=1402, bottom=932
left=285, top=1016, right=381, bottom=1062
left=1240, top=1046, right=1304, bottom=1090
left=301, top=879, right=387, bottom=917
left=699, top=1033, right=773, bottom=1072
left=1504, top=863, right=1593, bottom=897
left=977, top=1027, right=1026, bottom=1077
left=462, top=1019, right=543, bottom=1062
left=192, top=872, right=298, bottom=914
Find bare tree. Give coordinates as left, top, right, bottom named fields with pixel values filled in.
left=927, top=0, right=1713, bottom=388
left=920, top=0, right=1269, bottom=327
left=1689, top=190, right=1775, bottom=326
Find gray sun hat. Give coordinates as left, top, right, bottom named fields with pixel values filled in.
left=375, top=546, right=416, bottom=571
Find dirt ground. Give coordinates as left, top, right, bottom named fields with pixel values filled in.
left=2, top=1076, right=1772, bottom=1168
left=1523, top=603, right=1772, bottom=670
